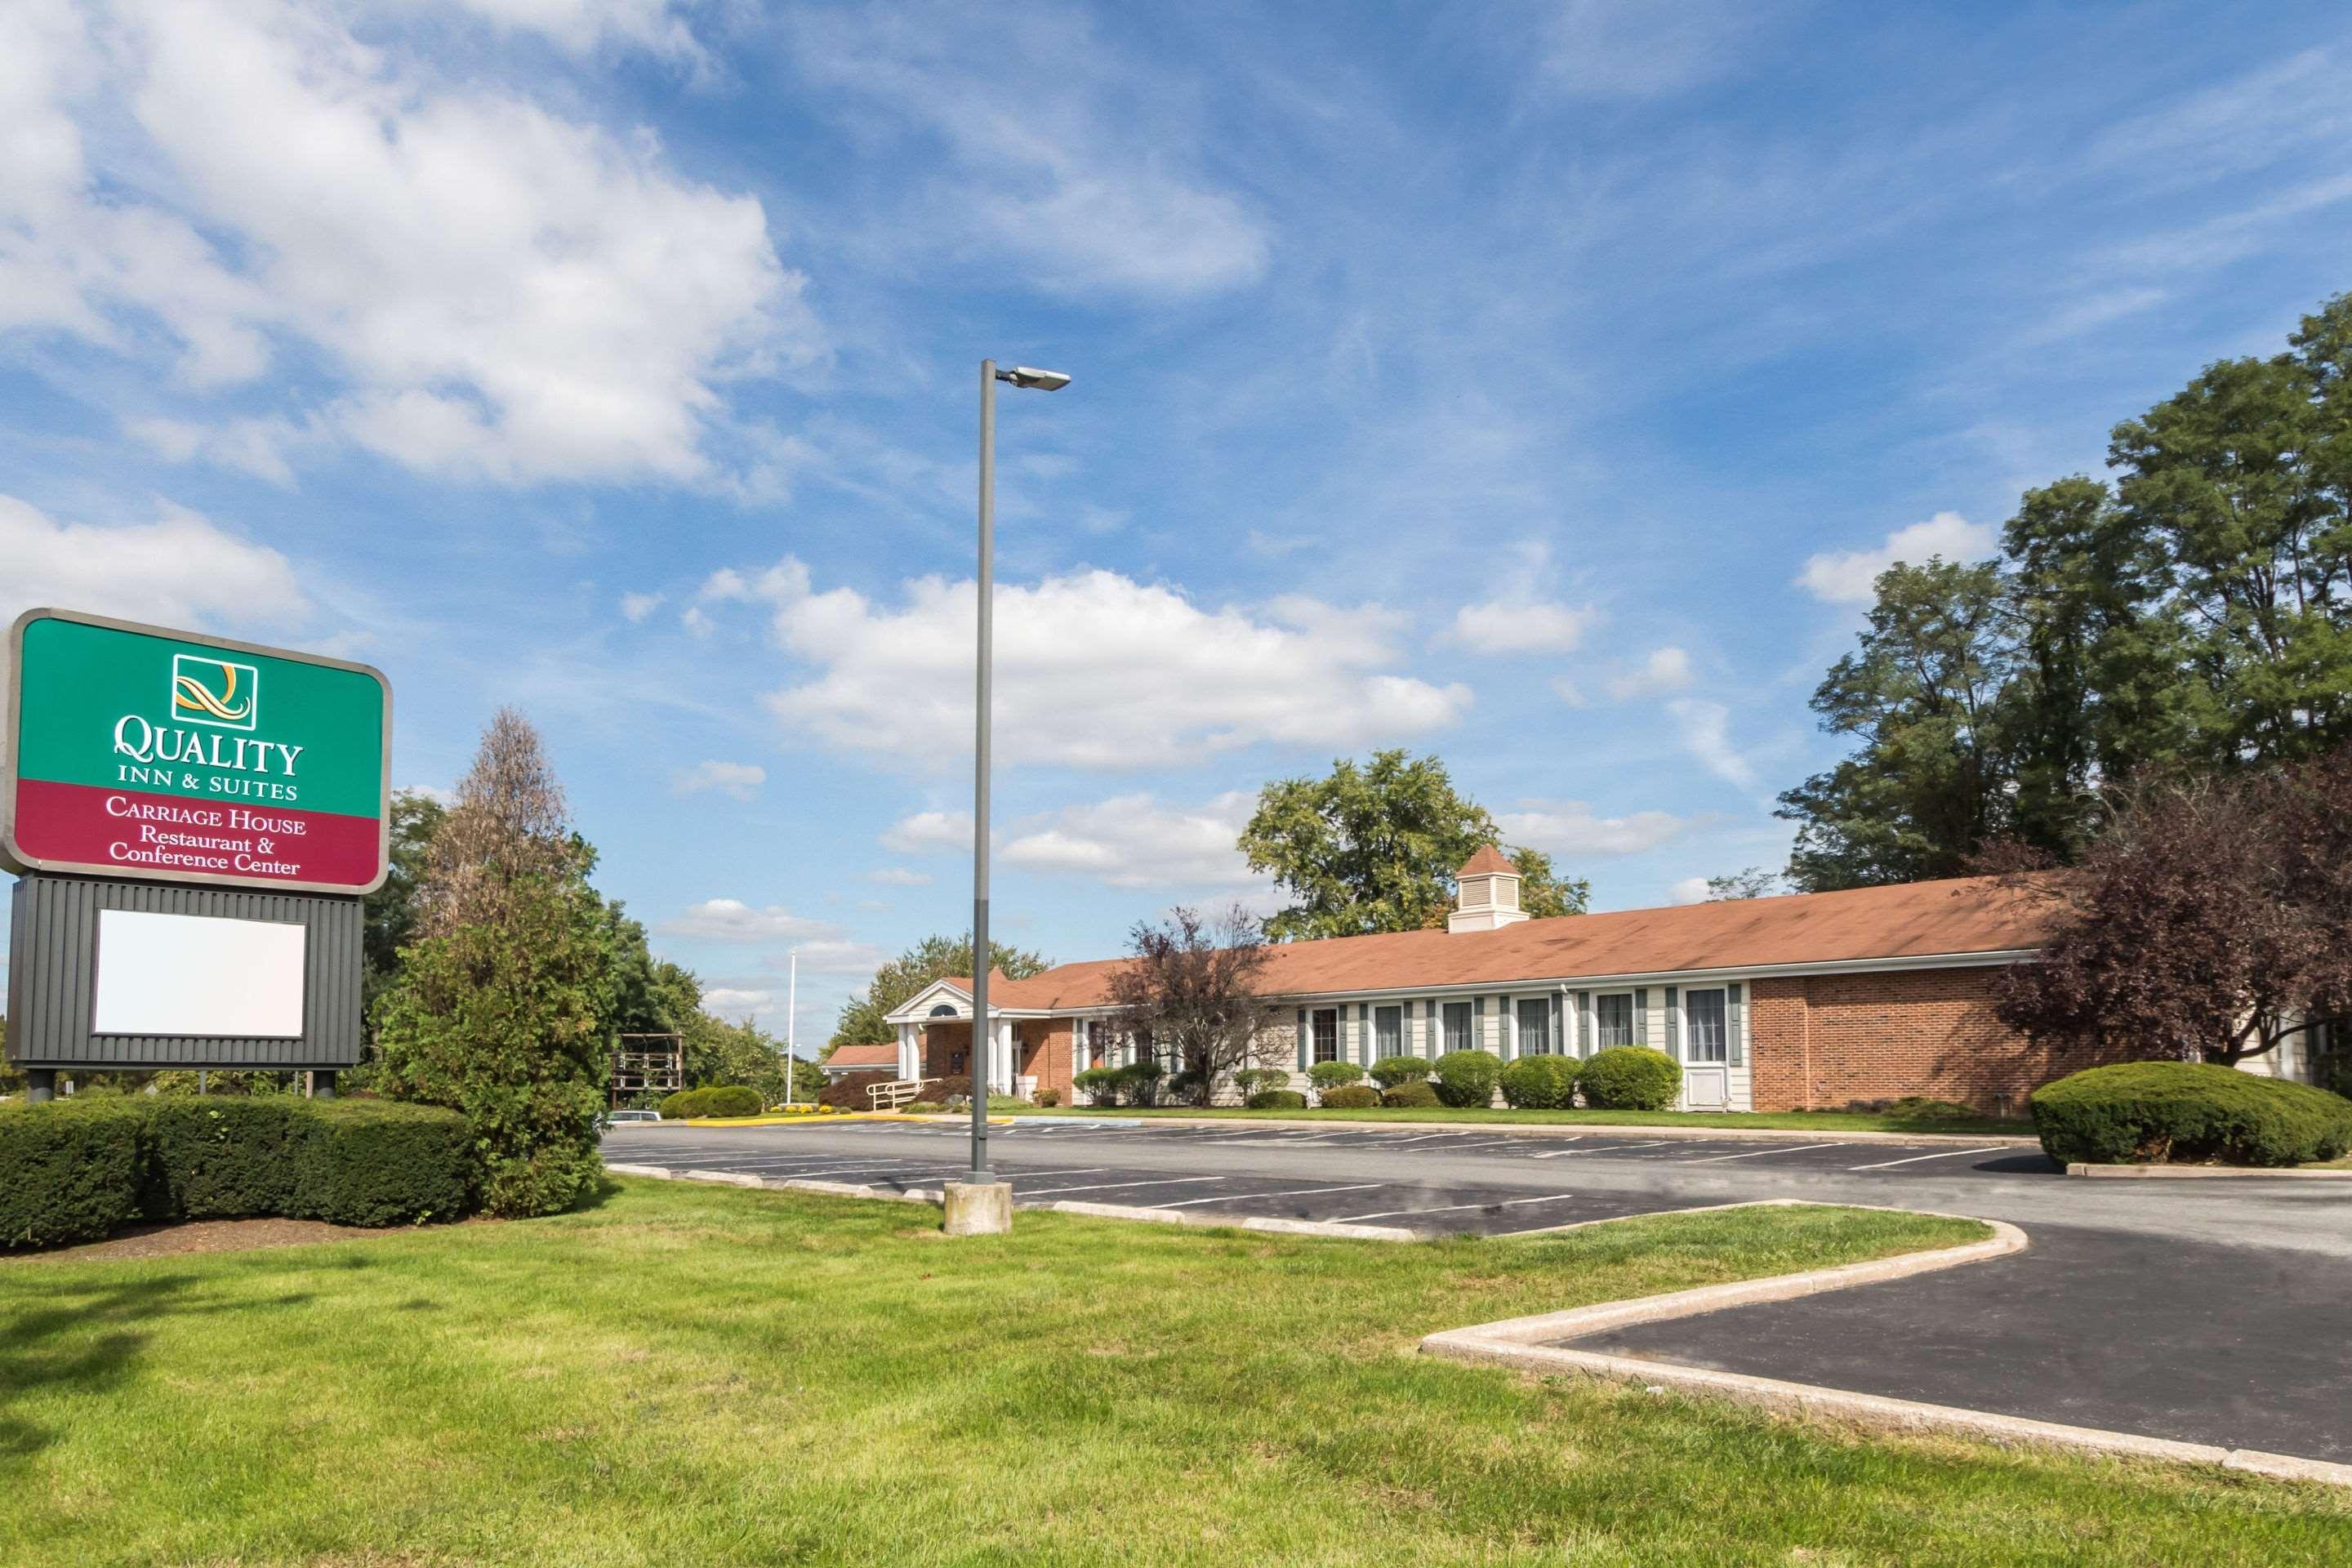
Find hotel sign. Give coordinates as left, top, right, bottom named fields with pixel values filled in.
left=2, top=609, right=391, bottom=895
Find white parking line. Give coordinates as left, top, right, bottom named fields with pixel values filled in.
left=1531, top=1140, right=1666, bottom=1157
left=1151, top=1183, right=1383, bottom=1209
left=1677, top=1142, right=1848, bottom=1164
left=1385, top=1133, right=1479, bottom=1146
left=1018, top=1176, right=1226, bottom=1197
left=1433, top=1138, right=1557, bottom=1153
left=1334, top=1193, right=1577, bottom=1223
left=1845, top=1146, right=2007, bottom=1171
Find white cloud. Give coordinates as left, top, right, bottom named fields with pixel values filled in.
left=719, top=559, right=1472, bottom=771
left=0, top=493, right=309, bottom=633
left=869, top=866, right=933, bottom=886
left=1796, top=511, right=1999, bottom=604
left=657, top=898, right=832, bottom=943
left=1495, top=800, right=1690, bottom=857
left=1000, top=791, right=1262, bottom=889
left=1668, top=698, right=1757, bottom=788
left=1550, top=677, right=1589, bottom=709
left=1443, top=540, right=1598, bottom=656
left=2, top=0, right=813, bottom=488
left=1607, top=646, right=1695, bottom=701
left=1542, top=0, right=1771, bottom=101
left=786, top=2, right=1269, bottom=299
left=672, top=760, right=765, bottom=801
left=1666, top=876, right=1711, bottom=905
left=880, top=810, right=973, bottom=854
left=701, top=987, right=773, bottom=1018
left=621, top=591, right=665, bottom=623
left=432, top=0, right=710, bottom=62
left=775, top=939, right=890, bottom=977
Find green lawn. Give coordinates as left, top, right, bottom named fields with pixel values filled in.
left=3, top=1182, right=2341, bottom=1566
left=1013, top=1103, right=2036, bottom=1137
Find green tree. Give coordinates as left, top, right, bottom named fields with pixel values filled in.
left=828, top=933, right=1052, bottom=1049
left=1239, top=751, right=1588, bottom=940
left=374, top=710, right=612, bottom=1217
left=1780, top=290, right=2352, bottom=889
left=363, top=789, right=447, bottom=1011
left=1704, top=867, right=1786, bottom=900
left=1780, top=560, right=2020, bottom=890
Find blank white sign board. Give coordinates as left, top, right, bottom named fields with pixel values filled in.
left=93, top=909, right=307, bottom=1039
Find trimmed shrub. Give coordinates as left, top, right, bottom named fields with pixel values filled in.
left=1382, top=1081, right=1441, bottom=1109
left=1235, top=1068, right=1293, bottom=1096
left=1318, top=1085, right=1380, bottom=1109
left=1369, top=1056, right=1434, bottom=1089
left=1499, top=1054, right=1578, bottom=1111
left=2032, top=1062, right=2352, bottom=1168
left=293, top=1101, right=474, bottom=1227
left=1883, top=1096, right=1980, bottom=1123
left=0, top=1098, right=474, bottom=1249
left=1307, top=1060, right=1365, bottom=1090
left=1072, top=1067, right=1124, bottom=1105
left=1570, top=1048, right=1684, bottom=1109
left=660, top=1087, right=713, bottom=1120
left=818, top=1071, right=890, bottom=1111
left=1577, top=1047, right=1682, bottom=1111
left=0, top=1099, right=151, bottom=1248
left=694, top=1085, right=762, bottom=1119
left=914, top=1074, right=975, bottom=1105
left=1035, top=1088, right=1061, bottom=1107
left=1432, top=1050, right=1503, bottom=1108
left=1245, top=1089, right=1308, bottom=1111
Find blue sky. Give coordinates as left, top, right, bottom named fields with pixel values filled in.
left=7, top=0, right=2352, bottom=1047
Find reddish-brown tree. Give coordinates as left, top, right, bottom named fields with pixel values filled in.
left=1107, top=904, right=1276, bottom=1107
left=1991, top=760, right=2352, bottom=1066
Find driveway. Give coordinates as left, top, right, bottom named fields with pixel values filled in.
left=604, top=1116, right=2352, bottom=1462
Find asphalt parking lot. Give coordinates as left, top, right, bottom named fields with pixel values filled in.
left=604, top=1114, right=2352, bottom=1463
left=605, top=1117, right=2042, bottom=1235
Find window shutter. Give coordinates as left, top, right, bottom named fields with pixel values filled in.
left=1551, top=993, right=1563, bottom=1056
left=1577, top=991, right=1592, bottom=1055
left=1295, top=1007, right=1308, bottom=1071
left=1472, top=995, right=1485, bottom=1054
left=1728, top=982, right=1745, bottom=1067
left=1634, top=988, right=1648, bottom=1048
left=1665, top=985, right=1681, bottom=1062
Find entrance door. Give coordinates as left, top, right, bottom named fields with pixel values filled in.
left=1682, top=987, right=1730, bottom=1109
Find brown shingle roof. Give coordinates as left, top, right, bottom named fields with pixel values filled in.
left=978, top=875, right=2051, bottom=1013
left=1456, top=844, right=1517, bottom=878
left=823, top=1042, right=897, bottom=1069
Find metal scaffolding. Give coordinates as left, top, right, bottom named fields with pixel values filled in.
left=611, top=1032, right=684, bottom=1109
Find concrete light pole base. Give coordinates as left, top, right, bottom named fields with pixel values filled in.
left=942, top=1181, right=1013, bottom=1236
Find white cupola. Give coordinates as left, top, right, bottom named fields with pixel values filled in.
left=1447, top=845, right=1530, bottom=933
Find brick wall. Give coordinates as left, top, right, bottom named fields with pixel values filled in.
left=919, top=1022, right=971, bottom=1080
left=1021, top=1021, right=1076, bottom=1099
left=1749, top=965, right=2117, bottom=1116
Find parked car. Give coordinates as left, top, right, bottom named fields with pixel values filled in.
left=607, top=1108, right=661, bottom=1125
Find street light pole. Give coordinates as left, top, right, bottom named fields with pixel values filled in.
left=971, top=358, right=997, bottom=1183
left=786, top=948, right=799, bottom=1108
left=964, top=359, right=1071, bottom=1200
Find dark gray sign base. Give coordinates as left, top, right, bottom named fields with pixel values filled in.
left=7, top=872, right=364, bottom=1075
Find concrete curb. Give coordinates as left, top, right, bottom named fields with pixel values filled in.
left=1008, top=1113, right=2038, bottom=1148
left=604, top=1164, right=1425, bottom=1242
left=2067, top=1161, right=2352, bottom=1180
left=1420, top=1205, right=2352, bottom=1490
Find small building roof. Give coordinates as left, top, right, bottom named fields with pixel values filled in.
left=1456, top=844, right=1519, bottom=878
left=822, top=1042, right=897, bottom=1071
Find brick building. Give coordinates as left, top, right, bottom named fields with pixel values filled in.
left=878, top=857, right=2105, bottom=1114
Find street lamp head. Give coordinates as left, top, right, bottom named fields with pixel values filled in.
left=997, top=365, right=1071, bottom=391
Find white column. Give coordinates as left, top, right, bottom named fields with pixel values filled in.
left=897, top=1022, right=917, bottom=1079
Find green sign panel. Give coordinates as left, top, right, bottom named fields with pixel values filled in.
left=2, top=609, right=392, bottom=894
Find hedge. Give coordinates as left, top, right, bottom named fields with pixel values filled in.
left=0, top=1097, right=473, bottom=1250
left=1369, top=1056, right=1434, bottom=1088
left=1245, top=1089, right=1308, bottom=1111
left=1318, top=1085, right=1380, bottom=1109
left=1577, top=1047, right=1682, bottom=1111
left=1499, top=1054, right=1578, bottom=1110
left=660, top=1085, right=764, bottom=1120
left=818, top=1071, right=891, bottom=1111
left=1432, top=1050, right=1502, bottom=1108
left=1381, top=1081, right=1441, bottom=1108
left=2032, top=1062, right=2352, bottom=1168
left=1307, top=1060, right=1365, bottom=1089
